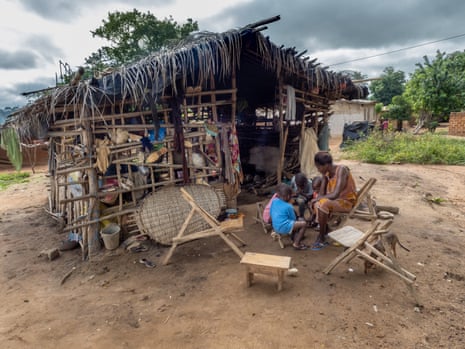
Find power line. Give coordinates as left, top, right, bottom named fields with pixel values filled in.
left=328, top=32, right=465, bottom=67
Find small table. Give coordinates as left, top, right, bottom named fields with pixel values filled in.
left=240, top=252, right=291, bottom=291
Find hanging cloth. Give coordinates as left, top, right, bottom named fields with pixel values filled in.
left=229, top=126, right=243, bottom=184
left=299, top=128, right=319, bottom=178
left=0, top=128, right=22, bottom=170
left=95, top=138, right=111, bottom=174
left=318, top=122, right=330, bottom=151
left=221, top=127, right=234, bottom=183
left=286, top=85, right=296, bottom=120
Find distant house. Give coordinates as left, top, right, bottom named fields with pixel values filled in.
left=329, top=99, right=377, bottom=136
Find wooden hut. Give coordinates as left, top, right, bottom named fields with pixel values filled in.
left=1, top=16, right=367, bottom=259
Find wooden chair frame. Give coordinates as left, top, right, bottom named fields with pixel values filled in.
left=323, top=219, right=420, bottom=305
left=162, top=188, right=245, bottom=265
left=328, top=177, right=378, bottom=229
left=253, top=202, right=273, bottom=234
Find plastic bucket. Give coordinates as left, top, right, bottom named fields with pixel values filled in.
left=100, top=223, right=121, bottom=250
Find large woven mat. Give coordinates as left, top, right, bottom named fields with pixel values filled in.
left=136, top=185, right=224, bottom=245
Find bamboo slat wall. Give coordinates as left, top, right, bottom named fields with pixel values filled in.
left=48, top=86, right=236, bottom=259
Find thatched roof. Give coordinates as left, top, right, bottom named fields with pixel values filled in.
left=4, top=15, right=367, bottom=140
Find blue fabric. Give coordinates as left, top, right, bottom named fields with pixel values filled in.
left=270, top=198, right=296, bottom=235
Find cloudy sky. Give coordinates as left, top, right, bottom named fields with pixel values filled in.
left=2, top=0, right=465, bottom=109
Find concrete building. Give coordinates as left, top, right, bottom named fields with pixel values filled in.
left=329, top=99, right=377, bottom=136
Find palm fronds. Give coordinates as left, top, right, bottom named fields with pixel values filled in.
left=5, top=17, right=363, bottom=135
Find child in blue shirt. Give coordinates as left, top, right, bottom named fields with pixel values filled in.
left=270, top=183, right=308, bottom=250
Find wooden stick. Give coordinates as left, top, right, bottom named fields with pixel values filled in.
left=231, top=66, right=237, bottom=125
left=162, top=208, right=196, bottom=265
left=62, top=208, right=137, bottom=232
left=277, top=125, right=289, bottom=184
left=60, top=266, right=76, bottom=285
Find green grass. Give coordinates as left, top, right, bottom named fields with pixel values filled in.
left=341, top=131, right=465, bottom=165
left=0, top=172, right=30, bottom=190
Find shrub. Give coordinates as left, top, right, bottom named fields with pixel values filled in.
left=0, top=172, right=30, bottom=190
left=341, top=131, right=465, bottom=165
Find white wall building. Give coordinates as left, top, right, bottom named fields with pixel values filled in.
left=329, top=99, right=377, bottom=136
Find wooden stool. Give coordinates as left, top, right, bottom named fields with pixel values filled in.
left=240, top=252, right=291, bottom=291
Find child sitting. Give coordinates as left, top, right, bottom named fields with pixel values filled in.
left=270, top=183, right=308, bottom=250
left=290, top=172, right=313, bottom=219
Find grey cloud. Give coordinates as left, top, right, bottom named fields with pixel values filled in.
left=0, top=77, right=56, bottom=109
left=0, top=34, right=63, bottom=71
left=0, top=49, right=39, bottom=69
left=16, top=78, right=56, bottom=96
left=17, top=0, right=79, bottom=22
left=200, top=0, right=465, bottom=76
left=18, top=0, right=175, bottom=22
left=0, top=87, right=28, bottom=109
left=205, top=0, right=465, bottom=52
left=23, top=34, right=64, bottom=62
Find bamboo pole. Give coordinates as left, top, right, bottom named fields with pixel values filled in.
left=81, top=107, right=101, bottom=260
left=210, top=75, right=218, bottom=122
left=276, top=80, right=284, bottom=184
left=231, top=66, right=237, bottom=125
left=63, top=208, right=137, bottom=233
left=116, top=163, right=123, bottom=212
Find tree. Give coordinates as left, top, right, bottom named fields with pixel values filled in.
left=370, top=67, right=406, bottom=105
left=85, top=9, right=198, bottom=70
left=386, top=95, right=412, bottom=131
left=404, top=50, right=465, bottom=127
left=374, top=102, right=384, bottom=115
left=339, top=70, right=367, bottom=81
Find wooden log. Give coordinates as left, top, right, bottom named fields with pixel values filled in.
left=375, top=205, right=400, bottom=214
left=246, top=15, right=281, bottom=29
left=60, top=266, right=76, bottom=285
left=231, top=66, right=237, bottom=125
left=62, top=208, right=137, bottom=233
left=56, top=165, right=94, bottom=175
left=276, top=80, right=284, bottom=184
left=81, top=108, right=102, bottom=260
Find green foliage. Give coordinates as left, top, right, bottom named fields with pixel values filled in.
left=85, top=9, right=199, bottom=70
left=340, top=70, right=367, bottom=80
left=374, top=102, right=384, bottom=115
left=430, top=197, right=446, bottom=204
left=404, top=50, right=465, bottom=121
left=386, top=95, right=412, bottom=131
left=370, top=67, right=406, bottom=105
left=0, top=128, right=22, bottom=170
left=341, top=131, right=465, bottom=165
left=0, top=172, right=30, bottom=190
left=387, top=96, right=411, bottom=120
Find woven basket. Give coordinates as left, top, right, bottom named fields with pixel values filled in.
left=136, top=185, right=224, bottom=245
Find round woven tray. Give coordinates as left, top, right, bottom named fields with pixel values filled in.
left=136, top=185, right=224, bottom=245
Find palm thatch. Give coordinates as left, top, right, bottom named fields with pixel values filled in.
left=5, top=16, right=365, bottom=138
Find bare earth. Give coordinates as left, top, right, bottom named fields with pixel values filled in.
left=1, top=142, right=465, bottom=349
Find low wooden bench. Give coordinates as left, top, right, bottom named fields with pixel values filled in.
left=240, top=252, right=291, bottom=291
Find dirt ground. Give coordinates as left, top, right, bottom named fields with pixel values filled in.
left=1, top=138, right=465, bottom=349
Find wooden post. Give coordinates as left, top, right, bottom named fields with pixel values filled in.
left=81, top=106, right=101, bottom=260
left=209, top=75, right=222, bottom=170
left=170, top=95, right=189, bottom=184
left=231, top=67, right=237, bottom=125
left=276, top=80, right=284, bottom=184
left=210, top=75, right=218, bottom=122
